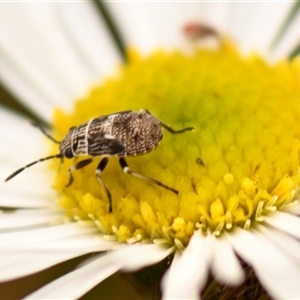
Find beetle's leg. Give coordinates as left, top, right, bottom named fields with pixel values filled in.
left=119, top=157, right=178, bottom=195
left=143, top=109, right=194, bottom=134
left=95, top=158, right=113, bottom=213
left=66, top=158, right=94, bottom=187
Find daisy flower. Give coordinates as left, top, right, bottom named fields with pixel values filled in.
left=1, top=2, right=300, bottom=299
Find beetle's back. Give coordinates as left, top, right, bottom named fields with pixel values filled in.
left=112, top=110, right=162, bottom=156
left=87, top=110, right=162, bottom=156
left=61, top=110, right=163, bottom=158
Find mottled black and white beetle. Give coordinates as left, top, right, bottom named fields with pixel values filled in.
left=5, top=109, right=193, bottom=212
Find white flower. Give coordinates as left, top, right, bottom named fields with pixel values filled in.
left=1, top=2, right=300, bottom=299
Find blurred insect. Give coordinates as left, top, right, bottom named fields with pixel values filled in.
left=5, top=109, right=194, bottom=212
left=183, top=21, right=218, bottom=41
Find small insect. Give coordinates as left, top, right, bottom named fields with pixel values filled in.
left=5, top=109, right=193, bottom=212
left=196, top=157, right=205, bottom=166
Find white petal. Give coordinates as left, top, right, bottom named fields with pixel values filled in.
left=0, top=107, right=55, bottom=208
left=257, top=224, right=300, bottom=267
left=0, top=222, right=96, bottom=244
left=210, top=235, right=244, bottom=286
left=227, top=228, right=300, bottom=299
left=270, top=8, right=300, bottom=61
left=225, top=2, right=292, bottom=57
left=2, top=234, right=113, bottom=251
left=0, top=209, right=63, bottom=231
left=24, top=256, right=120, bottom=299
left=24, top=244, right=167, bottom=299
left=264, top=211, right=300, bottom=240
left=0, top=232, right=116, bottom=281
left=1, top=245, right=106, bottom=282
left=162, top=233, right=212, bottom=300
left=284, top=201, right=300, bottom=215
left=1, top=164, right=56, bottom=209
left=58, top=2, right=121, bottom=78
left=0, top=106, right=49, bottom=160
left=121, top=244, right=174, bottom=272
left=0, top=2, right=121, bottom=122
left=0, top=189, right=55, bottom=209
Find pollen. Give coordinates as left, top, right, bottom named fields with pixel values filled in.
left=52, top=41, right=300, bottom=246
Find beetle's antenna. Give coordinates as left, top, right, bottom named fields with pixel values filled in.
left=29, top=120, right=61, bottom=144
left=161, top=123, right=194, bottom=134
left=143, top=109, right=194, bottom=134
left=5, top=154, right=63, bottom=182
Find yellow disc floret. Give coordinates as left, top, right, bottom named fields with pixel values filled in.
left=52, top=41, right=300, bottom=246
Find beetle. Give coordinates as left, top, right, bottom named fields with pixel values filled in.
left=5, top=109, right=194, bottom=212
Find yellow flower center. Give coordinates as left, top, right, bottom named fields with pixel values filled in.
left=52, top=41, right=300, bottom=246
